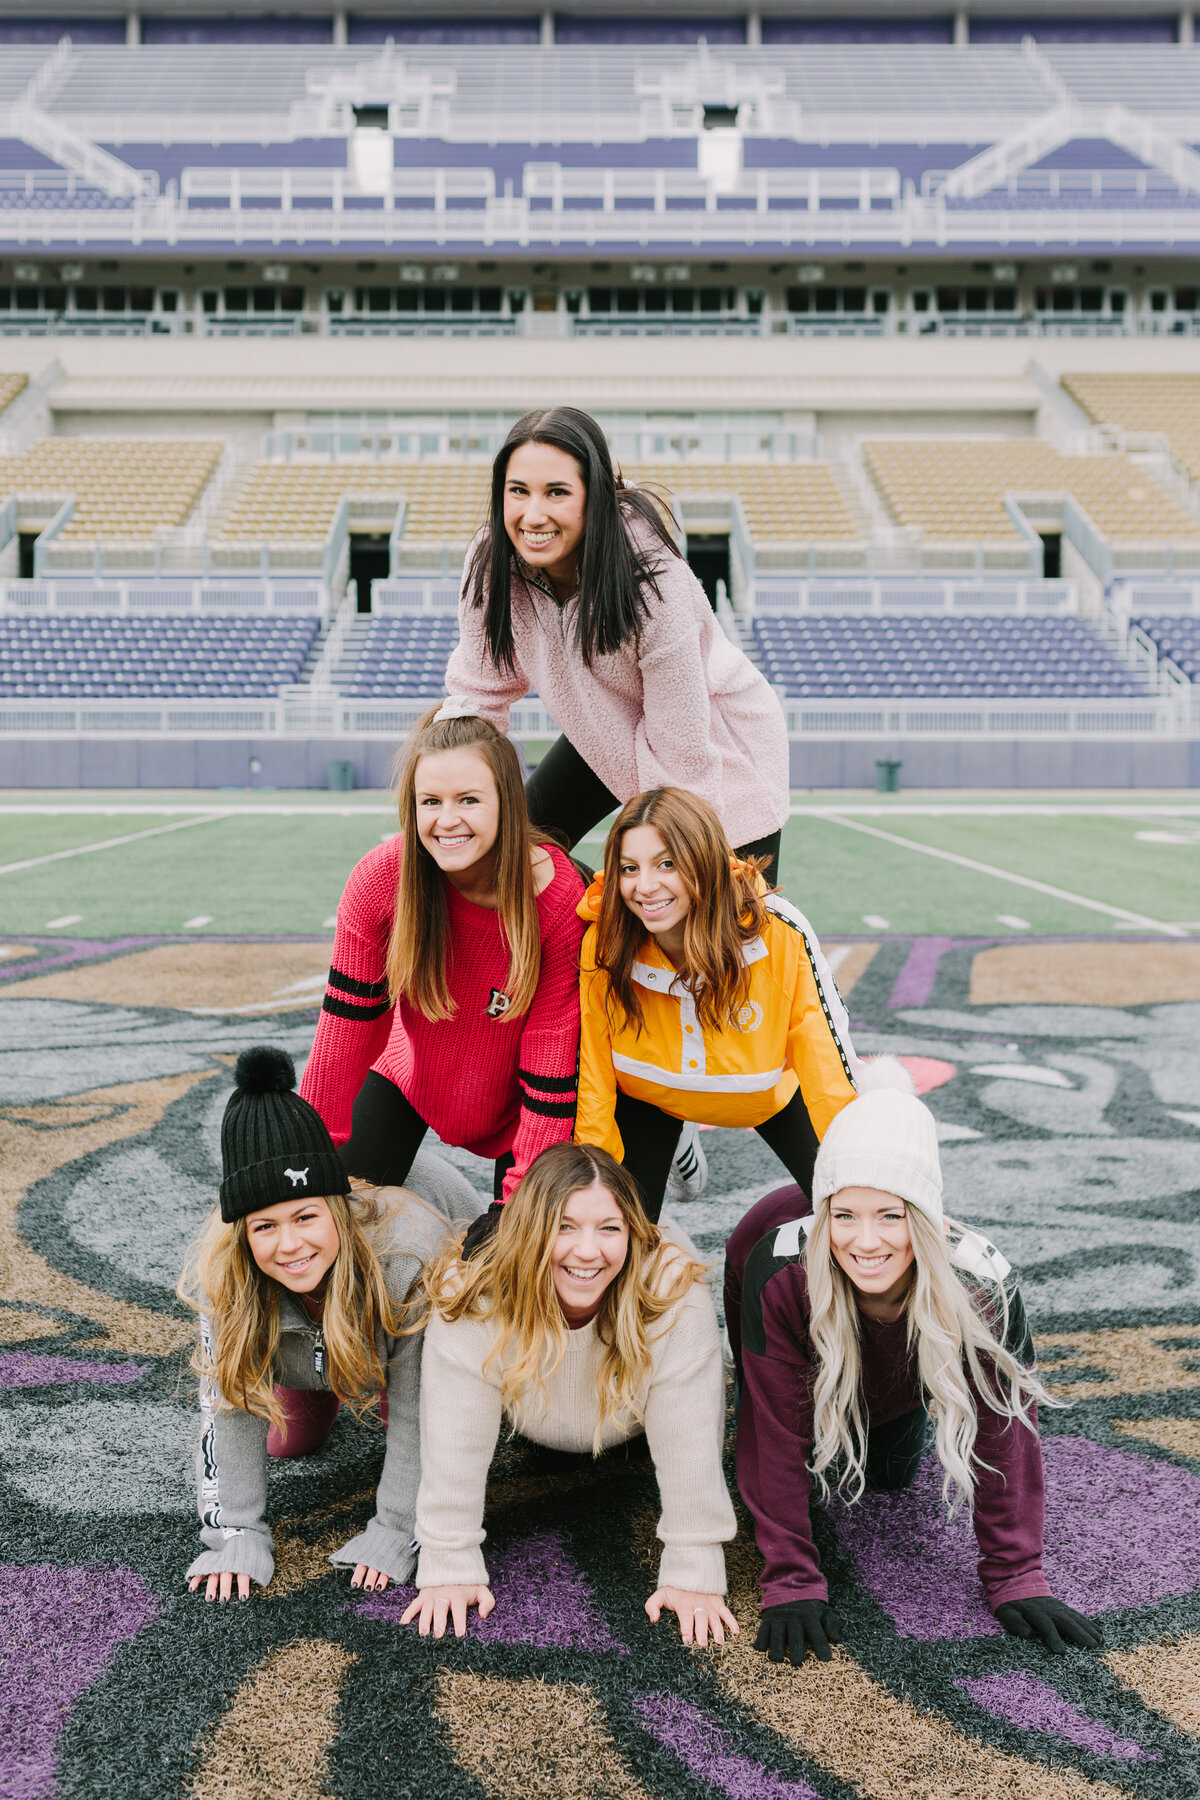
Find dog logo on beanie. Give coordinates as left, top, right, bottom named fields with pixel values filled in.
left=284, top=1166, right=310, bottom=1188
left=485, top=989, right=512, bottom=1018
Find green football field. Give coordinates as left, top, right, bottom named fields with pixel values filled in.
left=2, top=788, right=1198, bottom=939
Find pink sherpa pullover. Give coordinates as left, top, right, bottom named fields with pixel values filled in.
left=443, top=517, right=791, bottom=845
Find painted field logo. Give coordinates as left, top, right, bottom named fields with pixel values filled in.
left=485, top=989, right=512, bottom=1018
left=732, top=1000, right=763, bottom=1032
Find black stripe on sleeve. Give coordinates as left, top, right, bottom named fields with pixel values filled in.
left=519, top=1092, right=578, bottom=1119
left=321, top=993, right=393, bottom=1022
left=517, top=1067, right=578, bottom=1093
left=741, top=1233, right=801, bottom=1359
left=327, top=966, right=390, bottom=1001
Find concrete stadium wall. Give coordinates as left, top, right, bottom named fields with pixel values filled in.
left=2, top=737, right=1197, bottom=789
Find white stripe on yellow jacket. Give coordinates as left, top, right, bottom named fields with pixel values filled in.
left=576, top=892, right=861, bottom=1152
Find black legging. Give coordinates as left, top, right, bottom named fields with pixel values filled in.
left=615, top=1083, right=821, bottom=1225
left=524, top=732, right=782, bottom=886
left=344, top=1070, right=514, bottom=1202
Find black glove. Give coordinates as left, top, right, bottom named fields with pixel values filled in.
left=995, top=1596, right=1103, bottom=1654
left=462, top=1203, right=503, bottom=1261
left=754, top=1600, right=842, bottom=1666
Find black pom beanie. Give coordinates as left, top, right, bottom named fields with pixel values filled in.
left=219, top=1046, right=349, bottom=1224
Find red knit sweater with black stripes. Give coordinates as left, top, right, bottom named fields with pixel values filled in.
left=300, top=837, right=586, bottom=1200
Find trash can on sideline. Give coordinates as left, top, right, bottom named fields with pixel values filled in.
left=875, top=758, right=902, bottom=795
left=327, top=758, right=356, bottom=792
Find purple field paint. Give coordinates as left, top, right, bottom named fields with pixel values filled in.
left=0, top=1354, right=147, bottom=1390
left=355, top=1531, right=628, bottom=1651
left=835, top=1434, right=1200, bottom=1638
left=957, top=1672, right=1157, bottom=1761
left=887, top=937, right=956, bottom=1009
left=0, top=936, right=162, bottom=984
left=635, top=1692, right=825, bottom=1799
left=0, top=1562, right=160, bottom=1799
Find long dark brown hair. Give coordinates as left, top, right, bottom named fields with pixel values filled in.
left=594, top=787, right=770, bottom=1035
left=386, top=707, right=545, bottom=1021
left=463, top=406, right=681, bottom=673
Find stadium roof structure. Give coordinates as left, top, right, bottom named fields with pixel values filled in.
left=0, top=39, right=1197, bottom=254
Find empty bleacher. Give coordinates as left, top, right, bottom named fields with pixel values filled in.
left=863, top=440, right=1200, bottom=547
left=1136, top=616, right=1200, bottom=682
left=334, top=613, right=460, bottom=699
left=0, top=613, right=320, bottom=699
left=0, top=439, right=222, bottom=541
left=0, top=371, right=28, bottom=414
left=217, top=463, right=489, bottom=551
left=628, top=462, right=862, bottom=547
left=754, top=613, right=1150, bottom=699
left=1063, top=374, right=1200, bottom=487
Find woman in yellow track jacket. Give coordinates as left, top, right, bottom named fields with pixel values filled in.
left=576, top=787, right=862, bottom=1221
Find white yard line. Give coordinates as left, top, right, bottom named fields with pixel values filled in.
left=816, top=813, right=1189, bottom=938
left=0, top=803, right=393, bottom=817
left=789, top=803, right=1200, bottom=818
left=0, top=812, right=231, bottom=877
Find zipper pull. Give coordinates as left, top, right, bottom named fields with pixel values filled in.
left=313, top=1325, right=325, bottom=1381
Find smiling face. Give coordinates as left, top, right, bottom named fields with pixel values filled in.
left=550, top=1178, right=631, bottom=1326
left=827, top=1186, right=915, bottom=1312
left=503, top=440, right=587, bottom=592
left=245, top=1195, right=341, bottom=1297
left=413, top=746, right=501, bottom=883
left=617, top=823, right=692, bottom=960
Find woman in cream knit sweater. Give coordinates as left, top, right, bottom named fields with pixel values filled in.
left=401, top=1141, right=738, bottom=1645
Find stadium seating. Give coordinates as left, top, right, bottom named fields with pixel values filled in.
left=218, top=464, right=490, bottom=549
left=1063, top=374, right=1200, bottom=486
left=0, top=439, right=222, bottom=541
left=336, top=614, right=461, bottom=699
left=0, top=613, right=320, bottom=699
left=1136, top=616, right=1200, bottom=682
left=753, top=613, right=1151, bottom=699
left=0, top=371, right=27, bottom=413
left=627, top=463, right=861, bottom=547
left=863, top=441, right=1200, bottom=546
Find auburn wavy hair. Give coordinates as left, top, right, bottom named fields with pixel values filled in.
left=593, top=786, right=770, bottom=1035
left=419, top=1142, right=706, bottom=1452
left=386, top=706, right=545, bottom=1021
left=178, top=1188, right=415, bottom=1440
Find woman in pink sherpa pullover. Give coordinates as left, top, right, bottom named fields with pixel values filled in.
left=443, top=406, right=790, bottom=884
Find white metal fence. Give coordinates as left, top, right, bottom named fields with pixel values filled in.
left=749, top=578, right=1077, bottom=614
left=0, top=578, right=329, bottom=613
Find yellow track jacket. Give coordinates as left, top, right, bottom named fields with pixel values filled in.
left=576, top=882, right=861, bottom=1156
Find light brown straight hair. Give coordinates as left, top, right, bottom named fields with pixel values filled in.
left=594, top=786, right=770, bottom=1035
left=386, top=707, right=545, bottom=1021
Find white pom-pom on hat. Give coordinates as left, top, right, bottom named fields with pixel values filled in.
left=813, top=1056, right=942, bottom=1228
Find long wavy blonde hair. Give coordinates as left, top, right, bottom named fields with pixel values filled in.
left=178, top=1188, right=411, bottom=1440
left=420, top=1143, right=706, bottom=1451
left=805, top=1200, right=1053, bottom=1512
left=386, top=707, right=546, bottom=1021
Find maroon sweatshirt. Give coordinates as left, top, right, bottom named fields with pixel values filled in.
left=725, top=1186, right=1052, bottom=1615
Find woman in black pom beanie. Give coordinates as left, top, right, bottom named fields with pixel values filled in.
left=177, top=1045, right=483, bottom=1602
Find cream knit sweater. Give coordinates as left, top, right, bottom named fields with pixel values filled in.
left=413, top=1242, right=736, bottom=1595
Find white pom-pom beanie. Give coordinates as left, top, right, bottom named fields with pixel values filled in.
left=812, top=1055, right=943, bottom=1229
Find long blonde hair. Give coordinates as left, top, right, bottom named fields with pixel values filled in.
left=178, top=1189, right=411, bottom=1439
left=421, top=1143, right=706, bottom=1452
left=805, top=1200, right=1052, bottom=1512
left=386, top=707, right=545, bottom=1020
left=595, top=786, right=771, bottom=1035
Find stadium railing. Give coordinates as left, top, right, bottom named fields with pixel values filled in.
left=748, top=578, right=1078, bottom=614
left=0, top=577, right=329, bottom=614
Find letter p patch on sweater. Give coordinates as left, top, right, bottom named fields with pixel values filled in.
left=486, top=989, right=512, bottom=1018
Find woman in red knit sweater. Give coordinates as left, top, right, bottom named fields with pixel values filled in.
left=300, top=709, right=586, bottom=1218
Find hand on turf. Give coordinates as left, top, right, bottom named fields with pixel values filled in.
left=754, top=1600, right=842, bottom=1666
left=399, top=1583, right=495, bottom=1639
left=188, top=1571, right=251, bottom=1604
left=350, top=1564, right=389, bottom=1593
left=995, top=1596, right=1103, bottom=1653
left=645, top=1588, right=739, bottom=1647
